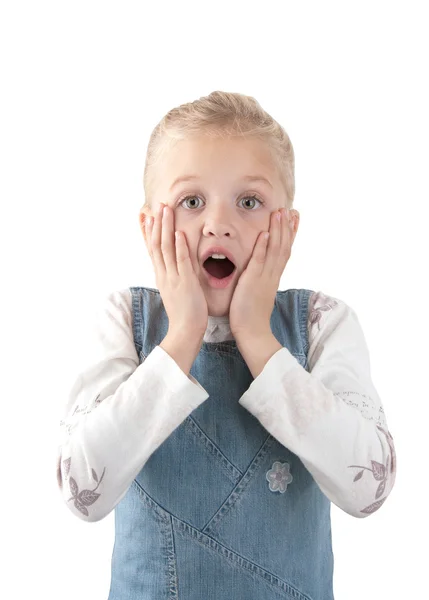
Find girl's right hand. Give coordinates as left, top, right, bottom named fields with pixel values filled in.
left=145, top=202, right=209, bottom=338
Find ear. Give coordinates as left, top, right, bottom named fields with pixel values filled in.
left=139, top=207, right=153, bottom=243
left=289, top=209, right=300, bottom=244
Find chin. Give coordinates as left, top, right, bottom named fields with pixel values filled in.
left=204, top=281, right=237, bottom=318
left=207, top=300, right=230, bottom=318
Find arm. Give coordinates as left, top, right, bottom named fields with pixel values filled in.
left=56, top=289, right=208, bottom=522
left=236, top=291, right=396, bottom=518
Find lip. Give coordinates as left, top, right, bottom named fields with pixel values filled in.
left=200, top=246, right=237, bottom=266
left=199, top=246, right=238, bottom=289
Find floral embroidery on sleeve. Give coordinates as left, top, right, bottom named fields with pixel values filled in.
left=347, top=426, right=396, bottom=514
left=308, top=291, right=339, bottom=333
left=61, top=456, right=105, bottom=517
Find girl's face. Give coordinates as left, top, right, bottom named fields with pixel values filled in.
left=140, top=136, right=299, bottom=318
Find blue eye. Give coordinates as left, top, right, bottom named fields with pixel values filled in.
left=179, top=194, right=264, bottom=210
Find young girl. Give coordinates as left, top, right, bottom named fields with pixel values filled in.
left=56, top=91, right=396, bottom=600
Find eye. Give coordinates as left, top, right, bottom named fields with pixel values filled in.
left=179, top=195, right=204, bottom=210
left=238, top=194, right=265, bottom=210
left=179, top=194, right=265, bottom=210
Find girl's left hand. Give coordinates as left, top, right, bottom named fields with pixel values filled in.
left=229, top=207, right=295, bottom=338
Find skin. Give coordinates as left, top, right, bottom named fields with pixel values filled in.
left=139, top=136, right=300, bottom=317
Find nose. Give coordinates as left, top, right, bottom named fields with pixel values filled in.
left=201, top=206, right=235, bottom=238
left=203, top=224, right=232, bottom=238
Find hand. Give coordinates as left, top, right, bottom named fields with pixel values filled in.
left=229, top=207, right=295, bottom=338
left=145, top=202, right=208, bottom=337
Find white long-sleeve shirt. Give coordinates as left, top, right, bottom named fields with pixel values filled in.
left=56, top=288, right=396, bottom=522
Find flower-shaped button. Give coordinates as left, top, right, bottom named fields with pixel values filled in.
left=266, top=461, right=293, bottom=493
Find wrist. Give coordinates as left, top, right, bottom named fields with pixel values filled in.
left=166, top=328, right=205, bottom=345
left=234, top=331, right=282, bottom=379
left=160, top=331, right=204, bottom=377
left=233, top=328, right=273, bottom=345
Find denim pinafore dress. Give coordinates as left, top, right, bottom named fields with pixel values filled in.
left=107, top=287, right=334, bottom=600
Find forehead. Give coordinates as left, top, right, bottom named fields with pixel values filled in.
left=161, top=136, right=280, bottom=183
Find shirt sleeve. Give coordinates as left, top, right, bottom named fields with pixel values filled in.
left=56, top=288, right=209, bottom=522
left=238, top=291, right=397, bottom=518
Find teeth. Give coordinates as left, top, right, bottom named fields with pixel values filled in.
left=210, top=254, right=227, bottom=259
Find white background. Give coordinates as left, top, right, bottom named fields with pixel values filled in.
left=1, top=1, right=427, bottom=598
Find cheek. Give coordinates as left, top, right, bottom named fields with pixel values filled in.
left=250, top=214, right=270, bottom=235
left=246, top=223, right=264, bottom=248
left=171, top=212, right=194, bottom=240
left=172, top=213, right=200, bottom=239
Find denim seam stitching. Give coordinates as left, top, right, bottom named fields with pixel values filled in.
left=201, top=434, right=274, bottom=534
left=172, top=517, right=312, bottom=600
left=165, top=515, right=179, bottom=599
left=131, top=478, right=171, bottom=522
left=130, top=477, right=312, bottom=600
left=184, top=416, right=243, bottom=483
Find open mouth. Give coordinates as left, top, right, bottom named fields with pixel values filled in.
left=203, top=257, right=236, bottom=279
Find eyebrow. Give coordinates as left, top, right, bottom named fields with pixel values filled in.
left=169, top=174, right=273, bottom=191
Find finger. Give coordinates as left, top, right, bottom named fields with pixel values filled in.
left=161, top=205, right=178, bottom=276
left=287, top=209, right=294, bottom=233
left=248, top=230, right=269, bottom=275
left=175, top=230, right=193, bottom=277
left=265, top=209, right=281, bottom=271
left=145, top=216, right=153, bottom=256
left=151, top=202, right=167, bottom=274
left=280, top=208, right=293, bottom=265
left=284, top=209, right=293, bottom=247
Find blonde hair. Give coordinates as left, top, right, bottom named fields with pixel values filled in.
left=142, top=90, right=295, bottom=210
